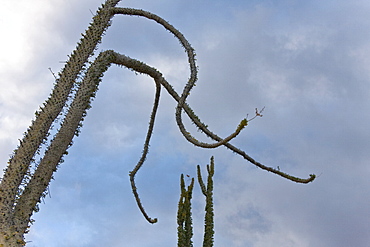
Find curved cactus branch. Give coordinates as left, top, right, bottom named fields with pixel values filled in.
left=111, top=7, right=248, bottom=149
left=127, top=74, right=161, bottom=224
left=110, top=8, right=314, bottom=184
left=0, top=0, right=315, bottom=244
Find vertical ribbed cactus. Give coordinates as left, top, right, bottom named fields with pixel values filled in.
left=197, top=157, right=215, bottom=247
left=177, top=174, right=195, bottom=247
left=177, top=157, right=215, bottom=247
left=0, top=0, right=315, bottom=245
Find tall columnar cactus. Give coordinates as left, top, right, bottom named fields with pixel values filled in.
left=177, top=174, right=195, bottom=247
left=0, top=0, right=315, bottom=245
left=177, top=157, right=215, bottom=247
left=197, top=157, right=215, bottom=247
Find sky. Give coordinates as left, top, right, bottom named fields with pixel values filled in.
left=1, top=0, right=370, bottom=246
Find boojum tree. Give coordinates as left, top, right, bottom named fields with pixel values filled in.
left=0, top=0, right=316, bottom=246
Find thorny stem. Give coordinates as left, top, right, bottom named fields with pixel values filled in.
left=0, top=1, right=121, bottom=244
left=110, top=51, right=314, bottom=222
left=177, top=174, right=195, bottom=247
left=112, top=8, right=315, bottom=183
left=111, top=8, right=248, bottom=149
left=0, top=2, right=316, bottom=242
left=128, top=77, right=161, bottom=224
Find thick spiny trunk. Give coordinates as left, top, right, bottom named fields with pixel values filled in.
left=0, top=1, right=121, bottom=245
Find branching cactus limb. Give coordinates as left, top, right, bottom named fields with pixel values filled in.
left=128, top=71, right=161, bottom=224
left=111, top=8, right=247, bottom=149
left=197, top=157, right=215, bottom=247
left=0, top=0, right=316, bottom=245
left=177, top=157, right=215, bottom=247
left=112, top=7, right=315, bottom=184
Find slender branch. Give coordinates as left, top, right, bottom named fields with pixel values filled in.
left=112, top=53, right=315, bottom=184
left=128, top=77, right=161, bottom=224
left=112, top=52, right=314, bottom=224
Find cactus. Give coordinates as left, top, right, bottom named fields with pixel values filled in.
left=197, top=157, right=215, bottom=247
left=0, top=0, right=315, bottom=245
left=177, top=157, right=215, bottom=247
left=177, top=174, right=195, bottom=247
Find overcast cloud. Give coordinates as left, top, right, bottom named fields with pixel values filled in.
left=1, top=0, right=370, bottom=246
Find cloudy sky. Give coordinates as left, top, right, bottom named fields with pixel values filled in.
left=1, top=0, right=370, bottom=246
